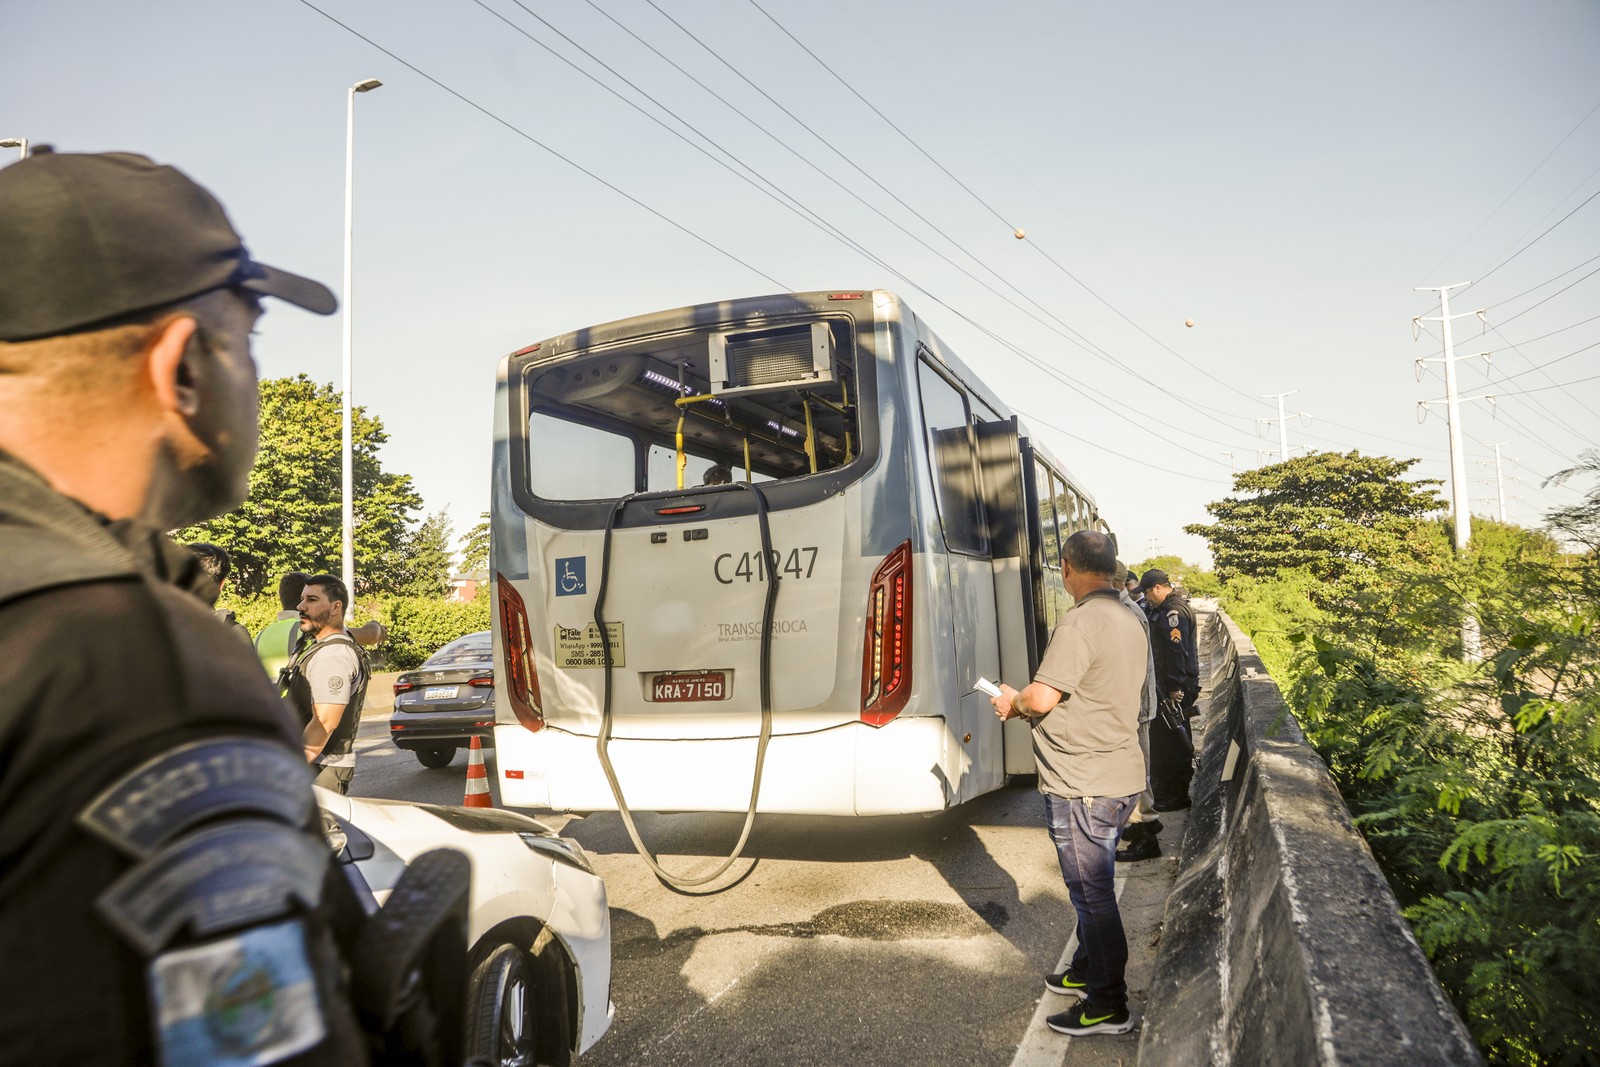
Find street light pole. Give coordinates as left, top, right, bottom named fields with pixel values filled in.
left=341, top=78, right=382, bottom=599
left=0, top=138, right=28, bottom=159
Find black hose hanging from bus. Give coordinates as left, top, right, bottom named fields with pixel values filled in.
left=592, top=483, right=778, bottom=890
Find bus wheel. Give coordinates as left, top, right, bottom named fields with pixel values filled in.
left=415, top=746, right=455, bottom=769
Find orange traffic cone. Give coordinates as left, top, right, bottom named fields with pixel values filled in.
left=463, top=735, right=492, bottom=808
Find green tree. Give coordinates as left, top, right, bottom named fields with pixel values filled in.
left=1130, top=554, right=1221, bottom=598
left=459, top=511, right=490, bottom=574
left=177, top=374, right=425, bottom=597
left=1218, top=505, right=1599, bottom=1064
left=390, top=510, right=456, bottom=598
left=1185, top=450, right=1447, bottom=589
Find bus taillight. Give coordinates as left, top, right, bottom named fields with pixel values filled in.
left=496, top=573, right=544, bottom=732
left=860, top=540, right=913, bottom=726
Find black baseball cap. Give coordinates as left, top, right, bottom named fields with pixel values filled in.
left=1137, top=568, right=1171, bottom=593
left=0, top=151, right=336, bottom=342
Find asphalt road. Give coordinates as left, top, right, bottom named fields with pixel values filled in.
left=349, top=704, right=1192, bottom=1067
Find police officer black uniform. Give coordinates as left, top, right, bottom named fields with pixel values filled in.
left=1138, top=568, right=1199, bottom=810
left=0, top=152, right=365, bottom=1065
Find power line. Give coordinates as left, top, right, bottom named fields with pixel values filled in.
left=1413, top=94, right=1600, bottom=287
left=308, top=0, right=1240, bottom=474
left=1496, top=311, right=1600, bottom=349
left=1493, top=261, right=1600, bottom=327
left=1484, top=335, right=1600, bottom=385
left=744, top=0, right=1265, bottom=411
left=584, top=0, right=1261, bottom=444
left=1413, top=159, right=1600, bottom=322
left=745, top=0, right=1017, bottom=232
left=1012, top=407, right=1223, bottom=484
left=293, top=0, right=789, bottom=291
left=1458, top=182, right=1600, bottom=298
left=1482, top=251, right=1600, bottom=312
left=480, top=0, right=1241, bottom=463
left=1482, top=372, right=1600, bottom=400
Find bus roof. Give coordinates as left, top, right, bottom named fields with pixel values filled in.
left=498, top=287, right=1100, bottom=519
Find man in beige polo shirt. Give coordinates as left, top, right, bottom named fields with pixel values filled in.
left=991, top=529, right=1147, bottom=1036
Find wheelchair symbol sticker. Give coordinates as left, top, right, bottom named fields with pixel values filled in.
left=555, top=557, right=587, bottom=597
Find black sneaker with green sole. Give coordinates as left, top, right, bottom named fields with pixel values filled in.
left=1043, top=970, right=1089, bottom=998
left=1046, top=1001, right=1135, bottom=1035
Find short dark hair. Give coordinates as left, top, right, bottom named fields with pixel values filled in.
left=1063, top=530, right=1118, bottom=578
left=189, top=542, right=230, bottom=584
left=303, top=574, right=348, bottom=612
left=278, top=570, right=311, bottom=610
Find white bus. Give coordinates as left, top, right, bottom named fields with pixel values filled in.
left=489, top=290, right=1109, bottom=817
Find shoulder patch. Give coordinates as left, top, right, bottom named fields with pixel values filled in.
left=1170, top=628, right=1183, bottom=642
left=328, top=675, right=344, bottom=693
left=79, top=739, right=313, bottom=858
left=96, top=820, right=329, bottom=955
left=1167, top=610, right=1180, bottom=626
left=149, top=919, right=326, bottom=1066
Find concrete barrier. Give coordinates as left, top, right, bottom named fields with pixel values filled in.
left=1138, top=609, right=1482, bottom=1066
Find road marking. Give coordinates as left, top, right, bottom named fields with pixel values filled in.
left=1008, top=873, right=1129, bottom=1067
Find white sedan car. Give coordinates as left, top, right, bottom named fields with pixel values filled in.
left=317, top=788, right=613, bottom=1065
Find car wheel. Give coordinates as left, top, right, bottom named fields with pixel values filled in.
left=415, top=746, right=456, bottom=769
left=466, top=943, right=535, bottom=1067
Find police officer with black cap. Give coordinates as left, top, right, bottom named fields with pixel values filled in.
left=1138, top=567, right=1199, bottom=809
left=0, top=151, right=368, bottom=1064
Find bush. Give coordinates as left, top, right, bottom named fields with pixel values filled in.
left=1218, top=543, right=1600, bottom=1065
left=365, top=594, right=492, bottom=670
left=215, top=591, right=284, bottom=636
left=216, top=589, right=492, bottom=671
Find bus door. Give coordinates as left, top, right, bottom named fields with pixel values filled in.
left=974, top=418, right=1043, bottom=775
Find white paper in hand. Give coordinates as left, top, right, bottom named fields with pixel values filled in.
left=974, top=677, right=1002, bottom=698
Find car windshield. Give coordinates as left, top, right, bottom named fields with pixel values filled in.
left=423, top=633, right=492, bottom=668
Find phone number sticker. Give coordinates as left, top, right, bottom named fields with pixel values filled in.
left=553, top=623, right=625, bottom=668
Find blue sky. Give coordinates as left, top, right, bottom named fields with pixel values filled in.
left=6, top=0, right=1598, bottom=564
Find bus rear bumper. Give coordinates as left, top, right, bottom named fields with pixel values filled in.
left=493, top=717, right=958, bottom=816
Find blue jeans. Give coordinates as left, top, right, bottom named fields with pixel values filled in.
left=1044, top=792, right=1139, bottom=1011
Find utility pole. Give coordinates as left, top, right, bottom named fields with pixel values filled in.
left=1258, top=391, right=1310, bottom=462
left=1413, top=285, right=1487, bottom=551
left=1414, top=283, right=1488, bottom=661
left=1221, top=451, right=1237, bottom=476
left=1476, top=443, right=1511, bottom=522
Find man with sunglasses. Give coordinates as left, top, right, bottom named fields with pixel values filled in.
left=0, top=151, right=366, bottom=1064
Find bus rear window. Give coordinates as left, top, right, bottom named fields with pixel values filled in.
left=523, top=317, right=859, bottom=502
left=529, top=412, right=635, bottom=501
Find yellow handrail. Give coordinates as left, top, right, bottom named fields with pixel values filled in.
left=673, top=393, right=717, bottom=489
left=802, top=399, right=817, bottom=474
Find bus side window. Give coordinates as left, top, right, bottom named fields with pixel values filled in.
left=529, top=411, right=636, bottom=501
left=916, top=358, right=988, bottom=556
left=1037, top=466, right=1068, bottom=628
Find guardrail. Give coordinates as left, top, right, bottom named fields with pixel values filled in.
left=1138, top=609, right=1483, bottom=1066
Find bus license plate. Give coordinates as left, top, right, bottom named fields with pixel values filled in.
left=649, top=672, right=728, bottom=702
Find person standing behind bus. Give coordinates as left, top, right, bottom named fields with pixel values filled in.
left=1114, top=562, right=1163, bottom=863
left=290, top=574, right=371, bottom=794
left=989, top=530, right=1146, bottom=1036
left=257, top=569, right=312, bottom=680
left=260, top=569, right=384, bottom=697
left=1138, top=568, right=1198, bottom=811
left=188, top=542, right=254, bottom=648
